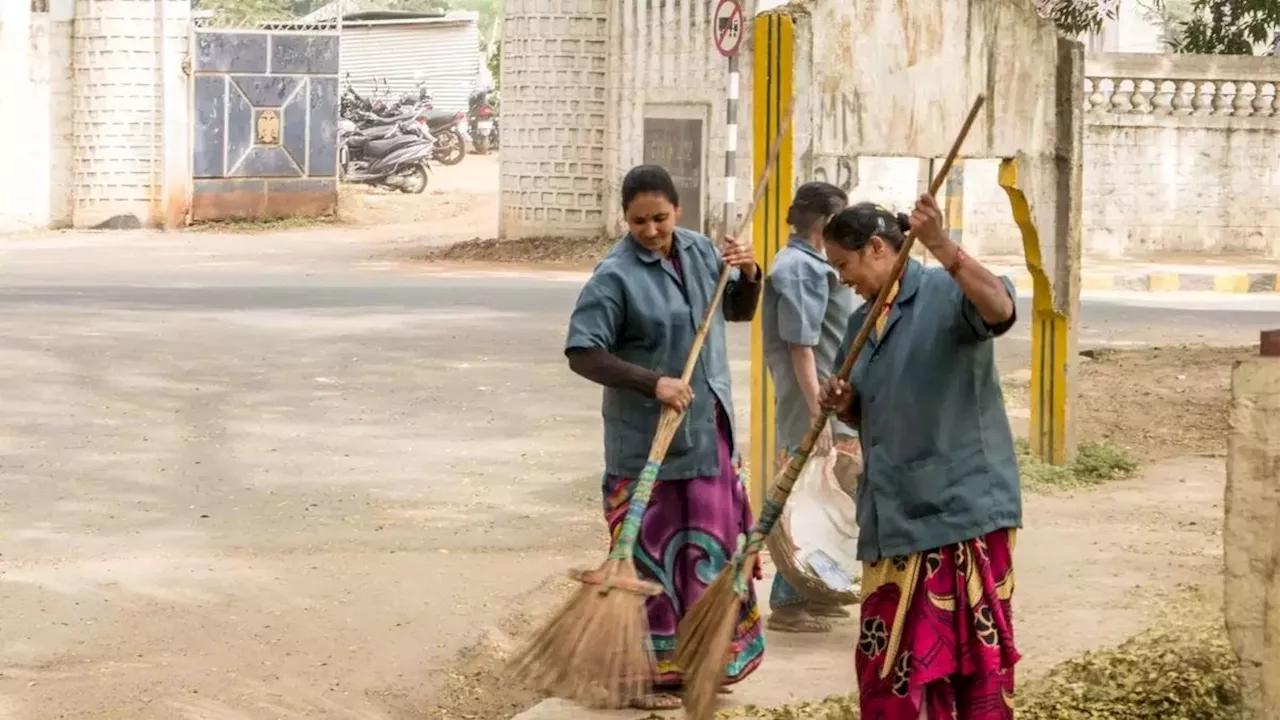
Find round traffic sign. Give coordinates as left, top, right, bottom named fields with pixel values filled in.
left=712, top=0, right=743, bottom=58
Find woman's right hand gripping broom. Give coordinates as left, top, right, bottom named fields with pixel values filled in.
left=818, top=376, right=855, bottom=418
left=655, top=377, right=694, bottom=412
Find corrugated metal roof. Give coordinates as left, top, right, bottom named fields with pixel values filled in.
left=342, top=21, right=482, bottom=114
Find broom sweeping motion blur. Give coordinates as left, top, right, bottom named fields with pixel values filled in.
left=675, top=94, right=988, bottom=720
left=504, top=99, right=797, bottom=710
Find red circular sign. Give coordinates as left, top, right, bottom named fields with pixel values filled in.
left=713, top=0, right=744, bottom=58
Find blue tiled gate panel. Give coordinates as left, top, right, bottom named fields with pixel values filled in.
left=192, top=31, right=340, bottom=181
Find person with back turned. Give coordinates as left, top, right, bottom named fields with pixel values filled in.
left=761, top=181, right=862, bottom=634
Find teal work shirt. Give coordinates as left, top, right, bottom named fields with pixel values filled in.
left=835, top=259, right=1021, bottom=561
left=564, top=228, right=759, bottom=480
left=762, top=235, right=857, bottom=449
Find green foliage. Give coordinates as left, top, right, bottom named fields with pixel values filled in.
left=193, top=0, right=292, bottom=23
left=1016, top=438, right=1139, bottom=492
left=197, top=0, right=497, bottom=36
left=1035, top=0, right=1122, bottom=36
left=1161, top=0, right=1280, bottom=54
left=488, top=38, right=502, bottom=87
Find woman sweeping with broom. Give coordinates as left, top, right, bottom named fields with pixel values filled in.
left=818, top=196, right=1021, bottom=719
left=563, top=164, right=766, bottom=710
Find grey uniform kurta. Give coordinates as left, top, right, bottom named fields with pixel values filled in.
left=835, top=259, right=1022, bottom=561
left=564, top=228, right=756, bottom=481
left=762, top=235, right=857, bottom=450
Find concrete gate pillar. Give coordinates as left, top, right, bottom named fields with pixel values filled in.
left=1225, top=331, right=1280, bottom=720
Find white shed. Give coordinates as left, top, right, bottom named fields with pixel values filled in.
left=300, top=7, right=483, bottom=113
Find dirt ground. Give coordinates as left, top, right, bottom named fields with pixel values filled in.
left=0, top=155, right=1267, bottom=720
left=432, top=344, right=1245, bottom=720
left=1076, top=345, right=1240, bottom=460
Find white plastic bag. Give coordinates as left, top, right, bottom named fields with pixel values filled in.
left=783, top=451, right=861, bottom=588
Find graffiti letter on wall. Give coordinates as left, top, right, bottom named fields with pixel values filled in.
left=815, top=90, right=859, bottom=155
left=811, top=155, right=857, bottom=194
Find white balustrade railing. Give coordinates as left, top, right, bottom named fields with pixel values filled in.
left=1084, top=52, right=1280, bottom=119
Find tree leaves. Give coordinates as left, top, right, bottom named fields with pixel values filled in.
left=1165, top=0, right=1280, bottom=54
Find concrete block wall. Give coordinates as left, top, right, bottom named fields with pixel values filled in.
left=499, top=0, right=610, bottom=240
left=612, top=0, right=753, bottom=237
left=1078, top=120, right=1280, bottom=257
left=71, top=0, right=186, bottom=228
left=849, top=54, right=1280, bottom=260
left=498, top=0, right=752, bottom=241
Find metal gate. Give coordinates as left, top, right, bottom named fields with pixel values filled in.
left=190, top=25, right=341, bottom=221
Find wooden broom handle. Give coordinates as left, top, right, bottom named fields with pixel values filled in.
left=741, top=94, right=987, bottom=556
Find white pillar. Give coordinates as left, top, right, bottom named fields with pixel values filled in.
left=0, top=0, right=36, bottom=232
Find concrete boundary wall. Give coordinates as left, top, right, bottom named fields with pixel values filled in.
left=837, top=53, right=1280, bottom=260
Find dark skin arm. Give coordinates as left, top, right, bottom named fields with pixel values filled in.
left=566, top=348, right=695, bottom=411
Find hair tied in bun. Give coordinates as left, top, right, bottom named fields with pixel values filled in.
left=895, top=213, right=911, bottom=233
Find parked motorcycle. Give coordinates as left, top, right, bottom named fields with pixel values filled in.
left=419, top=109, right=468, bottom=166
left=343, top=74, right=467, bottom=166
left=338, top=117, right=432, bottom=194
left=467, top=88, right=499, bottom=155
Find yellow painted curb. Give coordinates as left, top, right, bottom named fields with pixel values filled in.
left=1081, top=274, right=1116, bottom=291
left=1211, top=273, right=1250, bottom=293
left=1147, top=272, right=1181, bottom=292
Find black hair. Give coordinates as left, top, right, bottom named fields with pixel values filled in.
left=786, top=182, right=848, bottom=235
left=823, top=202, right=911, bottom=252
left=621, top=164, right=680, bottom=211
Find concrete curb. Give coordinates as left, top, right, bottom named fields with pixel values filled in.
left=989, top=267, right=1280, bottom=294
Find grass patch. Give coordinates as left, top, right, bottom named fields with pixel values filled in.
left=709, top=590, right=1239, bottom=720
left=1016, top=438, right=1139, bottom=492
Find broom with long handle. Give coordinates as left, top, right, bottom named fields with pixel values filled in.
left=676, top=94, right=987, bottom=720
left=505, top=99, right=798, bottom=710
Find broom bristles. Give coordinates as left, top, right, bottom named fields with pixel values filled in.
left=674, top=568, right=741, bottom=720
left=505, top=558, right=661, bottom=709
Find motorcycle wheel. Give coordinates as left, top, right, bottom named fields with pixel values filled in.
left=398, top=163, right=429, bottom=194
left=435, top=130, right=466, bottom=166
left=473, top=135, right=490, bottom=155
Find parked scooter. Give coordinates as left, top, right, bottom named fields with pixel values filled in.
left=467, top=88, right=499, bottom=155
left=341, top=74, right=467, bottom=166
left=338, top=118, right=432, bottom=193
left=420, top=108, right=469, bottom=166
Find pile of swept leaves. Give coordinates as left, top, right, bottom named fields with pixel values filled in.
left=707, top=607, right=1239, bottom=720
left=1016, top=438, right=1139, bottom=492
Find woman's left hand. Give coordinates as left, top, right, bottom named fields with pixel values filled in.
left=721, top=236, right=758, bottom=281
left=909, top=194, right=949, bottom=252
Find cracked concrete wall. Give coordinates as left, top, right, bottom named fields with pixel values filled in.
left=1225, top=354, right=1280, bottom=720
